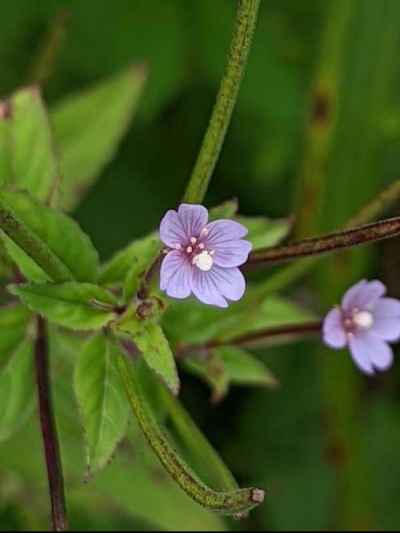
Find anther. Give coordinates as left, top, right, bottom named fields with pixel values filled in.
left=186, top=246, right=193, bottom=254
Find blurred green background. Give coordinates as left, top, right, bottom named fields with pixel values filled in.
left=1, top=0, right=400, bottom=530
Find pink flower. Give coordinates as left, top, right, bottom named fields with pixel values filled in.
left=323, top=279, right=400, bottom=375
left=159, top=204, right=252, bottom=308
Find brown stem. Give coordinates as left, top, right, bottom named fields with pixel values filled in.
left=247, top=216, right=400, bottom=266
left=35, top=316, right=68, bottom=531
left=178, top=320, right=322, bottom=358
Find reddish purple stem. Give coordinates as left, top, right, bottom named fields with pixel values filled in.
left=35, top=316, right=68, bottom=532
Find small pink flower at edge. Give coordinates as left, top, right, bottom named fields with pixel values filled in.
left=323, top=279, right=400, bottom=375
left=159, top=203, right=252, bottom=308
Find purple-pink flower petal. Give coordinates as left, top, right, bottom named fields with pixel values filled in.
left=322, top=308, right=347, bottom=349
left=372, top=298, right=400, bottom=341
left=350, top=331, right=393, bottom=373
left=159, top=210, right=187, bottom=248
left=323, top=279, right=400, bottom=375
left=212, top=239, right=252, bottom=268
left=191, top=268, right=229, bottom=308
left=348, top=334, right=375, bottom=375
left=160, top=251, right=192, bottom=299
left=342, top=279, right=385, bottom=311
left=205, top=220, right=248, bottom=246
left=177, top=204, right=208, bottom=238
left=159, top=204, right=251, bottom=307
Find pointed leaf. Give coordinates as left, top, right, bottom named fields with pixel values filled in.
left=117, top=317, right=179, bottom=395
left=0, top=190, right=99, bottom=282
left=10, top=86, right=58, bottom=202
left=217, top=346, right=278, bottom=388
left=9, top=282, right=117, bottom=331
left=74, top=334, right=129, bottom=472
left=52, top=65, right=147, bottom=211
left=0, top=339, right=34, bottom=442
left=184, top=347, right=278, bottom=402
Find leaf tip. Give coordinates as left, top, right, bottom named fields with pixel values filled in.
left=170, top=376, right=180, bottom=396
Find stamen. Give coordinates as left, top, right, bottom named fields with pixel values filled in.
left=190, top=237, right=197, bottom=245
left=201, top=228, right=209, bottom=236
left=198, top=243, right=205, bottom=250
left=186, top=246, right=193, bottom=254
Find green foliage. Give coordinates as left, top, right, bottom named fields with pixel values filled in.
left=52, top=66, right=147, bottom=211
left=10, top=87, right=58, bottom=202
left=0, top=305, right=30, bottom=370
left=99, top=232, right=159, bottom=286
left=238, top=215, right=291, bottom=249
left=208, top=199, right=239, bottom=221
left=164, top=293, right=314, bottom=345
left=117, top=315, right=179, bottom=395
left=74, top=334, right=129, bottom=472
left=0, top=190, right=99, bottom=282
left=0, top=340, right=34, bottom=442
left=184, top=346, right=278, bottom=402
left=0, top=0, right=400, bottom=530
left=9, top=282, right=117, bottom=331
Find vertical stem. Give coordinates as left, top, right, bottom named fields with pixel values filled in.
left=35, top=316, right=68, bottom=531
left=183, top=0, right=261, bottom=204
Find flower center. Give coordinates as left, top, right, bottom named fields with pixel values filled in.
left=179, top=231, right=214, bottom=271
left=192, top=250, right=213, bottom=271
left=352, top=310, right=374, bottom=330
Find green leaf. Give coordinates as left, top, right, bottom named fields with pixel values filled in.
left=10, top=87, right=58, bottom=202
left=99, top=232, right=159, bottom=287
left=237, top=215, right=291, bottom=250
left=208, top=199, right=238, bottom=221
left=74, top=334, right=129, bottom=472
left=184, top=353, right=229, bottom=403
left=0, top=101, right=12, bottom=187
left=0, top=339, right=34, bottom=442
left=184, top=347, right=277, bottom=402
left=52, top=65, right=147, bottom=211
left=0, top=304, right=30, bottom=370
left=216, top=346, right=278, bottom=387
left=117, top=317, right=179, bottom=395
left=9, top=282, right=117, bottom=331
left=164, top=292, right=314, bottom=346
left=0, top=190, right=99, bottom=282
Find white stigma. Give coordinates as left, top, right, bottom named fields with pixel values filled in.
left=192, top=250, right=213, bottom=271
left=353, top=310, right=374, bottom=330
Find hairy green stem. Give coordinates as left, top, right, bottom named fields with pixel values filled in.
left=247, top=216, right=400, bottom=266
left=0, top=196, right=73, bottom=282
left=183, top=0, right=260, bottom=204
left=116, top=352, right=264, bottom=515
